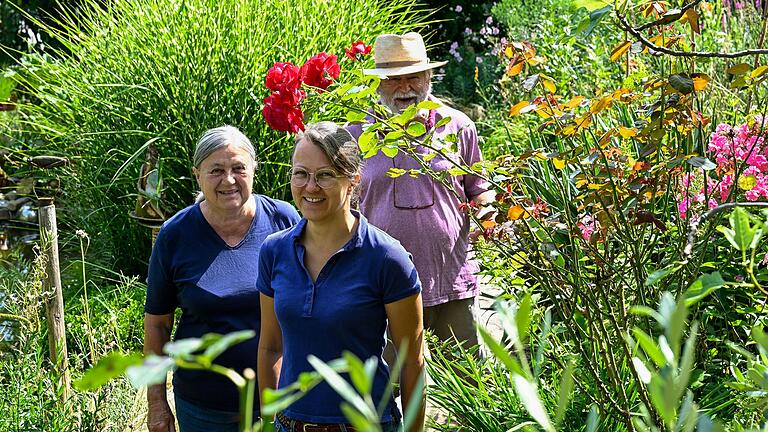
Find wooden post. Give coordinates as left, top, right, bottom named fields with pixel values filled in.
left=38, top=197, right=71, bottom=401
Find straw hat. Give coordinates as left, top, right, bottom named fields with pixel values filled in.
left=363, top=32, right=447, bottom=77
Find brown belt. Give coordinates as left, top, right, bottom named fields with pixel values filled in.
left=276, top=412, right=357, bottom=432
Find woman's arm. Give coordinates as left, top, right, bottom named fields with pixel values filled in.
left=257, top=293, right=283, bottom=416
left=386, top=294, right=425, bottom=432
left=144, top=312, right=176, bottom=432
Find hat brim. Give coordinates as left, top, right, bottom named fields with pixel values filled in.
left=363, top=61, right=448, bottom=78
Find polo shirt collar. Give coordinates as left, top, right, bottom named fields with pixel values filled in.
left=289, top=210, right=367, bottom=250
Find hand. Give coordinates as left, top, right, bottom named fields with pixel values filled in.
left=147, top=399, right=176, bottom=432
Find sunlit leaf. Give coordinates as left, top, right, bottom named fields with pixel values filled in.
left=553, top=157, right=567, bottom=170
left=510, top=100, right=531, bottom=116
left=632, top=357, right=652, bottom=383
left=610, top=41, right=632, bottom=62
left=386, top=168, right=406, bottom=178
left=618, top=127, right=637, bottom=138
left=555, top=359, right=575, bottom=426
left=589, top=95, right=613, bottom=114
left=416, top=100, right=441, bottom=110
left=512, top=375, right=556, bottom=432
left=573, top=0, right=611, bottom=11
left=75, top=351, right=144, bottom=391
left=478, top=326, right=525, bottom=376
left=564, top=95, right=585, bottom=109
left=126, top=355, right=176, bottom=388
left=405, top=122, right=426, bottom=137
left=645, top=264, right=682, bottom=286
left=680, top=8, right=700, bottom=33
left=727, top=63, right=751, bottom=75
left=633, top=328, right=667, bottom=367
left=751, top=65, right=768, bottom=79
left=202, top=330, right=255, bottom=363
left=507, top=205, right=530, bottom=220
left=357, top=131, right=376, bottom=153
left=542, top=79, right=556, bottom=94
left=516, top=292, right=532, bottom=343
left=507, top=61, right=524, bottom=77
left=381, top=145, right=398, bottom=158
left=685, top=272, right=725, bottom=306
left=692, top=73, right=710, bottom=91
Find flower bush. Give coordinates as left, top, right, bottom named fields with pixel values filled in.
left=678, top=116, right=768, bottom=217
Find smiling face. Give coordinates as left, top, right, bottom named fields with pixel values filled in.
left=377, top=71, right=432, bottom=113
left=291, top=137, right=354, bottom=224
left=193, top=144, right=254, bottom=214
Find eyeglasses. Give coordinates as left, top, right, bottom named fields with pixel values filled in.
left=289, top=168, right=346, bottom=189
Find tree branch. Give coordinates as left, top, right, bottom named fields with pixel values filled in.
left=616, top=12, right=768, bottom=58
left=634, top=0, right=703, bottom=32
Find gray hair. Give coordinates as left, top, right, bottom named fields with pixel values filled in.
left=193, top=125, right=257, bottom=169
left=294, top=122, right=361, bottom=177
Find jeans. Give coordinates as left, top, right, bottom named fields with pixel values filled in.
left=274, top=414, right=402, bottom=432
left=175, top=395, right=257, bottom=432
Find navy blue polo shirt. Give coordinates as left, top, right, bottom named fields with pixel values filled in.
left=257, top=212, right=421, bottom=423
left=145, top=194, right=300, bottom=412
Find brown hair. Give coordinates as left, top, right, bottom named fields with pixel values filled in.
left=293, top=121, right=361, bottom=178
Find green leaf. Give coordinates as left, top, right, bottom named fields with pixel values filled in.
left=669, top=74, right=694, bottom=94
left=685, top=272, right=725, bottom=306
left=346, top=110, right=369, bottom=124
left=478, top=325, right=525, bottom=376
left=405, top=122, right=427, bottom=137
left=512, top=374, right=555, bottom=432
left=687, top=156, right=716, bottom=170
left=645, top=264, right=682, bottom=286
left=358, top=131, right=377, bottom=153
left=629, top=305, right=663, bottom=325
left=586, top=405, right=599, bottom=432
left=307, top=355, right=374, bottom=420
left=402, top=373, right=425, bottom=432
left=125, top=355, right=176, bottom=388
left=667, top=295, right=688, bottom=359
left=574, top=0, right=611, bottom=12
left=381, top=145, right=398, bottom=158
left=675, top=323, right=698, bottom=402
left=163, top=338, right=203, bottom=357
left=729, top=207, right=758, bottom=252
left=391, top=106, right=418, bottom=126
left=202, top=330, right=255, bottom=363
left=416, top=100, right=441, bottom=110
left=434, top=116, right=451, bottom=129
left=751, top=325, right=768, bottom=351
left=75, top=351, right=143, bottom=391
left=339, top=403, right=373, bottom=430
left=343, top=351, right=372, bottom=395
left=384, top=130, right=404, bottom=143
left=555, top=358, right=575, bottom=426
left=632, top=328, right=667, bottom=367
left=579, top=5, right=612, bottom=37
left=632, top=357, right=652, bottom=383
left=648, top=374, right=676, bottom=424
left=516, top=292, right=533, bottom=343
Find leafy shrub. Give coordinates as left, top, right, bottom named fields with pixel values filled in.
left=7, top=0, right=426, bottom=272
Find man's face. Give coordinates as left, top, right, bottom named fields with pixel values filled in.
left=377, top=71, right=431, bottom=114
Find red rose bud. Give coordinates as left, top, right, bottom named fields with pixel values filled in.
left=265, top=61, right=301, bottom=93
left=345, top=41, right=372, bottom=60
left=262, top=93, right=305, bottom=133
left=300, top=52, right=340, bottom=90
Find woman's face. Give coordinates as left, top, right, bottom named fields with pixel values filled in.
left=290, top=138, right=353, bottom=223
left=194, top=143, right=254, bottom=213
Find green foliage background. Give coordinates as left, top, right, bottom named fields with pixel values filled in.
left=7, top=0, right=426, bottom=272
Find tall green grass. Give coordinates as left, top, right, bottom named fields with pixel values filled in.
left=7, top=0, right=427, bottom=271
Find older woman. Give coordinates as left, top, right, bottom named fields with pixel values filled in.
left=144, top=125, right=300, bottom=432
left=257, top=122, right=425, bottom=432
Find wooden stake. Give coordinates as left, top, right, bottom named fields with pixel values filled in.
left=38, top=197, right=71, bottom=401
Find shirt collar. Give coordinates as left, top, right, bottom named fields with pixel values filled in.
left=290, top=210, right=367, bottom=250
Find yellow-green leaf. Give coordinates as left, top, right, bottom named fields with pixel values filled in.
left=510, top=100, right=531, bottom=116
left=386, top=168, right=406, bottom=178
left=751, top=65, right=768, bottom=79
left=542, top=79, right=556, bottom=94
left=727, top=63, right=751, bottom=75
left=610, top=41, right=632, bottom=62
left=553, top=157, right=566, bottom=170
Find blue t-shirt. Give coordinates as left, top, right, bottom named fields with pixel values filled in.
left=145, top=194, right=300, bottom=412
left=257, top=211, right=421, bottom=423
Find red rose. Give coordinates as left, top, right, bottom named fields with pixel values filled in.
left=300, top=52, right=340, bottom=90
left=345, top=41, right=372, bottom=61
left=262, top=93, right=305, bottom=133
left=275, top=87, right=306, bottom=105
left=265, top=62, right=301, bottom=93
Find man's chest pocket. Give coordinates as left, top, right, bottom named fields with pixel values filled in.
left=392, top=151, right=458, bottom=209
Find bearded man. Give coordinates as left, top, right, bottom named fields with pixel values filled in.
left=349, top=32, right=495, bottom=349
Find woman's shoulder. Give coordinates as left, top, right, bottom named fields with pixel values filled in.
left=262, top=220, right=304, bottom=251
left=362, top=221, right=410, bottom=260
left=254, top=194, right=300, bottom=223
left=158, top=203, right=201, bottom=235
